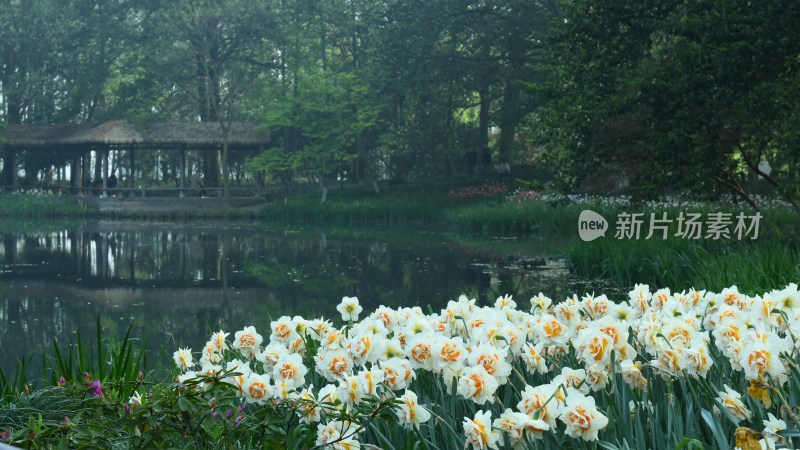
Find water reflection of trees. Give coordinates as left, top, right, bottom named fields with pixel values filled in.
left=242, top=233, right=575, bottom=314
left=1, top=229, right=576, bottom=304
left=0, top=229, right=266, bottom=287
left=0, top=226, right=581, bottom=378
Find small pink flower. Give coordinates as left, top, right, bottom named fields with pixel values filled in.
left=0, top=429, right=10, bottom=440
left=89, top=380, right=103, bottom=398
left=57, top=376, right=66, bottom=387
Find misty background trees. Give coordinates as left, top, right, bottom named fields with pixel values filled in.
left=1, top=0, right=798, bottom=209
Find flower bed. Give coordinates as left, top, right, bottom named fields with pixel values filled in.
left=447, top=183, right=508, bottom=200
left=3, top=284, right=800, bottom=448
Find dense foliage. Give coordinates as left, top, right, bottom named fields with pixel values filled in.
left=2, top=0, right=799, bottom=206
left=537, top=0, right=800, bottom=208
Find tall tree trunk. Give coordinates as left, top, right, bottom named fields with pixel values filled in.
left=478, top=87, right=491, bottom=152
left=497, top=42, right=523, bottom=164
left=222, top=133, right=229, bottom=198
left=497, top=79, right=520, bottom=164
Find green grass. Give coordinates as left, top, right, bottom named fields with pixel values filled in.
left=256, top=179, right=578, bottom=233
left=568, top=238, right=800, bottom=292
left=444, top=200, right=586, bottom=236
left=0, top=193, right=85, bottom=218
left=5, top=179, right=798, bottom=244
left=259, top=181, right=462, bottom=226
left=566, top=204, right=800, bottom=294
left=0, top=319, right=150, bottom=399
left=263, top=196, right=443, bottom=226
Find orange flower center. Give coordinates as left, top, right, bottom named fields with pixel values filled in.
left=568, top=406, right=592, bottom=430
left=543, top=320, right=562, bottom=337
left=440, top=342, right=461, bottom=362
left=275, top=324, right=291, bottom=340
left=249, top=382, right=267, bottom=399
left=239, top=334, right=255, bottom=347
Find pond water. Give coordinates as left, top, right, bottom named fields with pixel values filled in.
left=0, top=221, right=615, bottom=378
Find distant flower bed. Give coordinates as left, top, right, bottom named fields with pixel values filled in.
left=448, top=183, right=508, bottom=200
left=540, top=193, right=794, bottom=210
left=506, top=189, right=540, bottom=205
left=3, top=284, right=800, bottom=448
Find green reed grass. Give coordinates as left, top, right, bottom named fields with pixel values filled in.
left=568, top=235, right=800, bottom=294
left=0, top=318, right=150, bottom=398
left=564, top=201, right=800, bottom=294
left=0, top=193, right=85, bottom=218
left=444, top=200, right=591, bottom=236
left=262, top=197, right=443, bottom=226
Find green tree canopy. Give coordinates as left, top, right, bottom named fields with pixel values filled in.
left=540, top=0, right=800, bottom=209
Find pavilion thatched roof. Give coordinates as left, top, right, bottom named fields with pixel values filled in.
left=142, top=122, right=270, bottom=145
left=3, top=124, right=91, bottom=146
left=4, top=120, right=270, bottom=148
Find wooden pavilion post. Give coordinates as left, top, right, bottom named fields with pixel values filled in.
left=217, top=144, right=223, bottom=198
left=82, top=149, right=91, bottom=194
left=2, top=148, right=13, bottom=191
left=129, top=144, right=136, bottom=193
left=57, top=145, right=66, bottom=193
left=10, top=150, right=18, bottom=189
left=102, top=145, right=109, bottom=197
left=179, top=144, right=186, bottom=198
left=71, top=153, right=79, bottom=194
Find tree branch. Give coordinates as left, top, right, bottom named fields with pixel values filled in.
left=737, top=144, right=800, bottom=214
left=715, top=175, right=773, bottom=236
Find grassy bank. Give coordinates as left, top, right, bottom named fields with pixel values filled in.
left=258, top=181, right=459, bottom=226
left=444, top=200, right=585, bottom=235
left=569, top=237, right=800, bottom=294
left=92, top=208, right=261, bottom=221
left=0, top=193, right=85, bottom=218
left=565, top=203, right=800, bottom=294
left=258, top=179, right=574, bottom=233
left=261, top=196, right=442, bottom=225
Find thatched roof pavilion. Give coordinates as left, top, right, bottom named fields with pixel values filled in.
left=4, top=120, right=270, bottom=149
left=2, top=120, right=270, bottom=194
